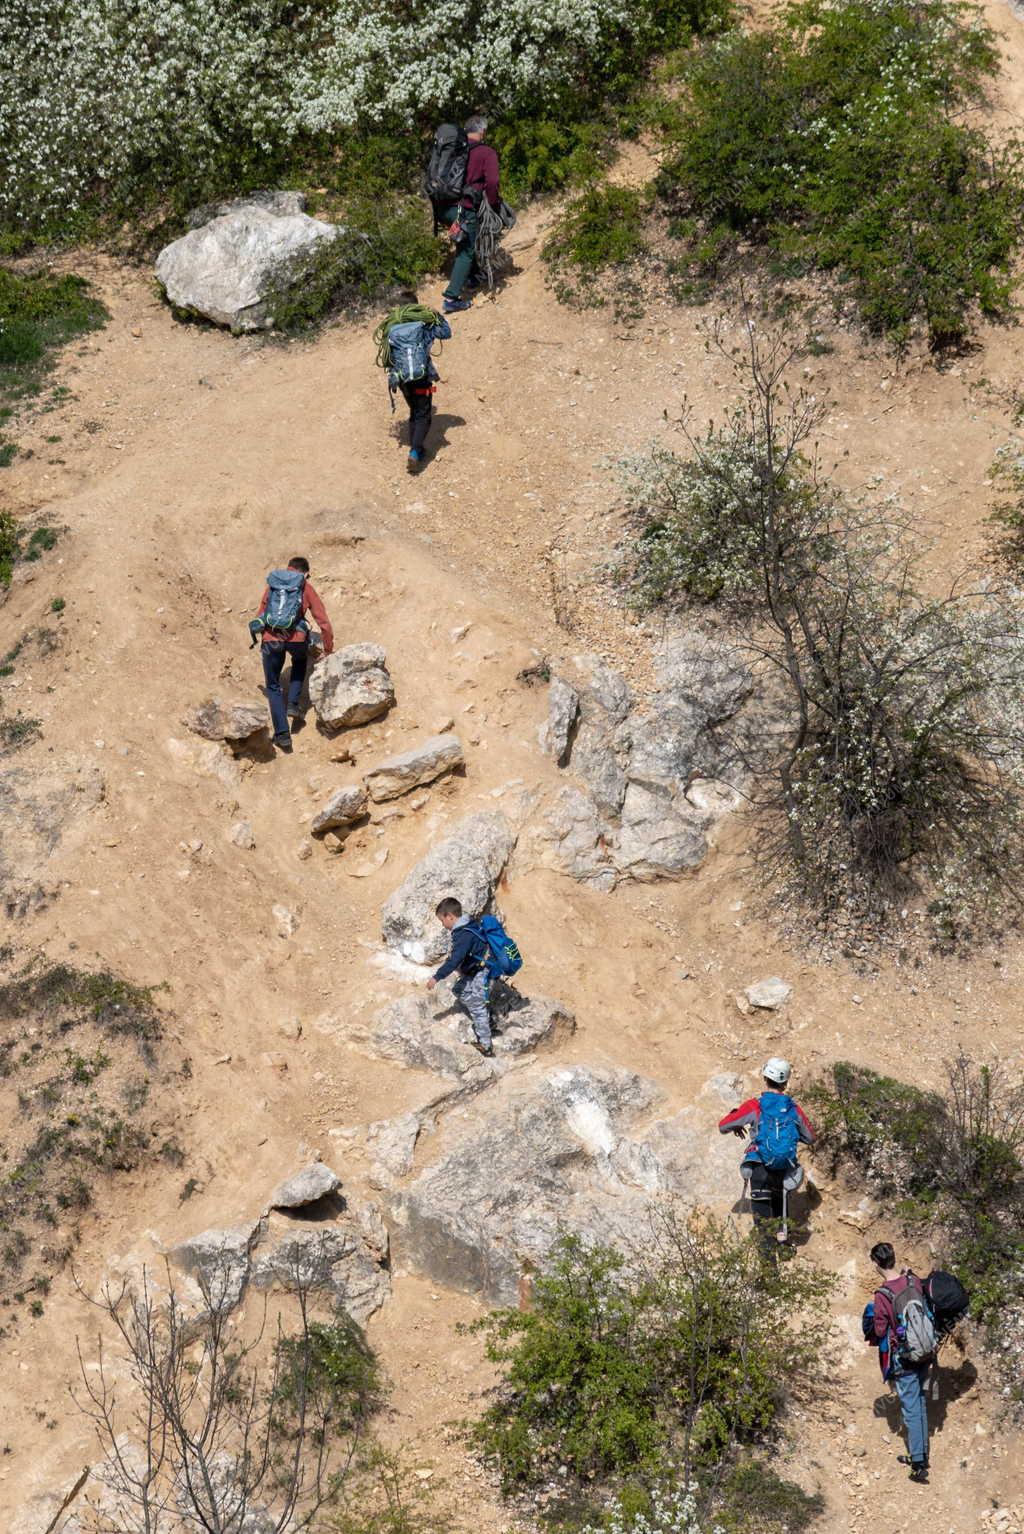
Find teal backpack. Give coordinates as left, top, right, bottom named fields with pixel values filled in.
left=467, top=914, right=523, bottom=979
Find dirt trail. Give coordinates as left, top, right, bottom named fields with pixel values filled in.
left=5, top=12, right=1024, bottom=1523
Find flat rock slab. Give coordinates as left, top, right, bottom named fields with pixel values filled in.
left=250, top=1220, right=389, bottom=1322
left=364, top=733, right=464, bottom=802
left=186, top=698, right=267, bottom=742
left=311, top=783, right=367, bottom=834
left=369, top=987, right=575, bottom=1079
left=390, top=1066, right=743, bottom=1304
left=381, top=810, right=514, bottom=963
left=168, top=1220, right=261, bottom=1312
left=156, top=202, right=342, bottom=331
left=745, top=977, right=792, bottom=1010
left=269, top=1163, right=340, bottom=1209
left=308, top=643, right=395, bottom=729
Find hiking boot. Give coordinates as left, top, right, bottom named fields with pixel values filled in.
left=443, top=296, right=473, bottom=314
left=274, top=734, right=293, bottom=754
left=407, top=448, right=425, bottom=474
left=470, top=1039, right=494, bottom=1058
left=898, top=1457, right=929, bottom=1482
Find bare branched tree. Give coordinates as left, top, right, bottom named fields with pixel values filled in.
left=72, top=1244, right=376, bottom=1533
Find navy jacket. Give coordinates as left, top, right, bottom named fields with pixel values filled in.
left=433, top=916, right=484, bottom=981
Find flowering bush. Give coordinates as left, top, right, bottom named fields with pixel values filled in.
left=0, top=0, right=725, bottom=240
left=582, top=1484, right=722, bottom=1534
left=659, top=0, right=1023, bottom=346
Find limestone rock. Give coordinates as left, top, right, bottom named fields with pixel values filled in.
left=268, top=1162, right=339, bottom=1209
left=229, top=820, right=255, bottom=850
left=370, top=988, right=575, bottom=1079
left=273, top=903, right=297, bottom=938
left=169, top=1220, right=261, bottom=1311
left=390, top=1066, right=744, bottom=1303
left=364, top=733, right=464, bottom=802
left=311, top=783, right=368, bottom=834
left=540, top=675, right=579, bottom=765
left=381, top=810, right=514, bottom=963
left=308, top=643, right=395, bottom=729
left=250, top=1222, right=389, bottom=1321
left=525, top=785, right=616, bottom=892
left=611, top=783, right=707, bottom=882
left=744, top=977, right=792, bottom=1010
left=367, top=1112, right=421, bottom=1187
left=156, top=202, right=345, bottom=332
left=186, top=698, right=267, bottom=743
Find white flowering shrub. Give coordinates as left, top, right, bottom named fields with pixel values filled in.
left=583, top=1485, right=722, bottom=1534
left=0, top=0, right=721, bottom=238
left=621, top=312, right=1024, bottom=940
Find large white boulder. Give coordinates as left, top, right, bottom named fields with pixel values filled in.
left=156, top=200, right=343, bottom=332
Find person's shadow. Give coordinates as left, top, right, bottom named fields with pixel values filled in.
left=872, top=1350, right=979, bottom=1436
left=420, top=412, right=466, bottom=460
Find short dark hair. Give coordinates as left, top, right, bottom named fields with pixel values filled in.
left=288, top=556, right=310, bottom=573
left=870, top=1242, right=896, bottom=1269
left=436, top=897, right=462, bottom=919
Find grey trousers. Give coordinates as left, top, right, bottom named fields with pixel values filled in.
left=452, top=970, right=491, bottom=1047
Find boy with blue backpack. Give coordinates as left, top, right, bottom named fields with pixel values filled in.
left=718, top=1058, right=816, bottom=1250
left=425, top=897, right=522, bottom=1058
left=249, top=557, right=334, bottom=754
left=373, top=299, right=452, bottom=474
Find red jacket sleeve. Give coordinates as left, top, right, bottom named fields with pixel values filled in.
left=873, top=1286, right=896, bottom=1340
left=719, top=1098, right=760, bottom=1134
left=257, top=585, right=269, bottom=618
left=303, top=583, right=333, bottom=654
left=796, top=1103, right=816, bottom=1144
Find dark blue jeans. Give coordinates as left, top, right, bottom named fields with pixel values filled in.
left=262, top=640, right=308, bottom=741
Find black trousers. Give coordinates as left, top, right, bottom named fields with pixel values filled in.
left=399, top=381, right=434, bottom=452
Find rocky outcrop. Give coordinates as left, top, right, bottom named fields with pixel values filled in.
left=250, top=1222, right=388, bottom=1322
left=311, top=784, right=367, bottom=834
left=168, top=1220, right=262, bottom=1312
left=364, top=733, right=464, bottom=802
left=308, top=643, right=395, bottom=730
left=268, top=1162, right=340, bottom=1210
left=186, top=699, right=267, bottom=743
left=531, top=632, right=762, bottom=888
left=389, top=1066, right=742, bottom=1304
left=368, top=987, right=575, bottom=1078
left=156, top=198, right=346, bottom=332
left=186, top=189, right=307, bottom=229
left=381, top=810, right=514, bottom=963
left=744, top=977, right=792, bottom=1010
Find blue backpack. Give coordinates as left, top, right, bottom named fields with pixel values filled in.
left=387, top=321, right=431, bottom=384
left=263, top=568, right=307, bottom=634
left=467, top=914, right=523, bottom=979
left=755, top=1092, right=800, bottom=1170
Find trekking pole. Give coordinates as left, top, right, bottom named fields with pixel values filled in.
left=778, top=1184, right=789, bottom=1244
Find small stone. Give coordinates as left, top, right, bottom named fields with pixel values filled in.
left=273, top=904, right=297, bottom=938
left=261, top=1052, right=289, bottom=1073
left=229, top=820, right=256, bottom=850
left=186, top=698, right=267, bottom=743
left=433, top=716, right=455, bottom=733
left=269, top=1162, right=340, bottom=1209
left=363, top=733, right=464, bottom=802
left=296, top=839, right=314, bottom=861
left=744, top=977, right=792, bottom=1010
left=311, top=784, right=368, bottom=835
left=277, top=1018, right=302, bottom=1041
left=450, top=623, right=471, bottom=644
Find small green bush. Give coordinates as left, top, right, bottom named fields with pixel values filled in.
left=470, top=1216, right=834, bottom=1495
left=660, top=0, right=1024, bottom=347
left=275, top=1315, right=382, bottom=1432
left=0, top=267, right=106, bottom=467
left=543, top=184, right=650, bottom=309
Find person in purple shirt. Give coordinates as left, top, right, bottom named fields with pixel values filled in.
left=440, top=115, right=501, bottom=313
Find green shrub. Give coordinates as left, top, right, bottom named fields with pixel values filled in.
left=470, top=1216, right=834, bottom=1495
left=0, top=267, right=106, bottom=467
left=275, top=1315, right=382, bottom=1433
left=543, top=184, right=650, bottom=309
left=660, top=0, right=1023, bottom=346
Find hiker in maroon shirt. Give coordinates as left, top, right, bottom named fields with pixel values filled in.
left=254, top=556, right=333, bottom=754
left=868, top=1241, right=934, bottom=1483
left=441, top=115, right=501, bottom=313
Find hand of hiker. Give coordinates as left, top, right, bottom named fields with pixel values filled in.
left=426, top=977, right=436, bottom=991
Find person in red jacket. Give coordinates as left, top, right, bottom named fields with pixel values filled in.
left=869, top=1241, right=932, bottom=1483
left=254, top=556, right=333, bottom=754
left=718, top=1057, right=815, bottom=1250
left=441, top=115, right=501, bottom=314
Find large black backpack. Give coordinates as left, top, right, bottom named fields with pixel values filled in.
left=424, top=123, right=470, bottom=216
left=926, top=1270, right=970, bottom=1337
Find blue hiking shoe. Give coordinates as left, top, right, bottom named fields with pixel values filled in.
left=407, top=448, right=425, bottom=474
left=443, top=296, right=473, bottom=314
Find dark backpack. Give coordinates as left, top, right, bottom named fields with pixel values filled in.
left=466, top=914, right=523, bottom=978
left=424, top=123, right=470, bottom=211
left=263, top=568, right=306, bottom=634
left=755, top=1092, right=801, bottom=1171
left=926, top=1270, right=970, bottom=1336
left=882, top=1275, right=938, bottom=1364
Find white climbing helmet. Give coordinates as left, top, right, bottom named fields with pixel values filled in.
left=762, top=1056, right=792, bottom=1086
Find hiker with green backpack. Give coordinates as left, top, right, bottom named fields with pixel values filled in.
left=426, top=896, right=523, bottom=1058
left=248, top=556, right=334, bottom=754
left=373, top=298, right=451, bottom=474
